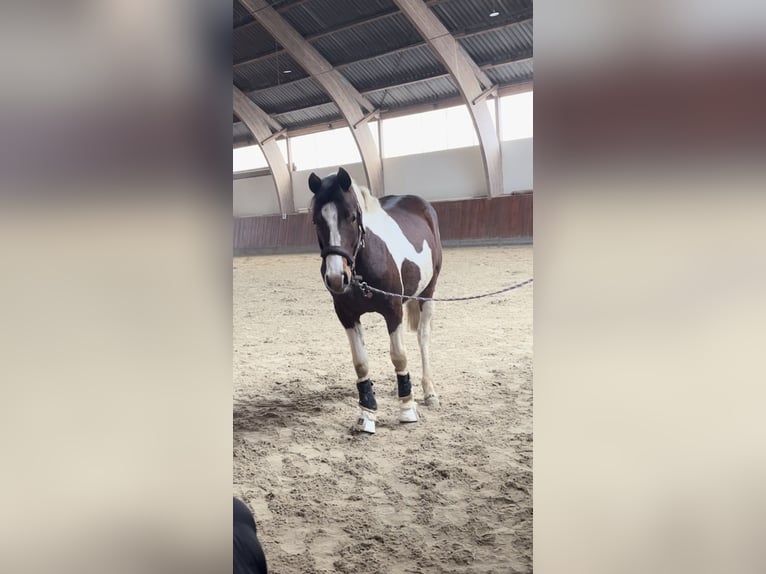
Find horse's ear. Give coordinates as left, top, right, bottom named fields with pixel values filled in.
left=308, top=172, right=322, bottom=194
left=337, top=167, right=352, bottom=191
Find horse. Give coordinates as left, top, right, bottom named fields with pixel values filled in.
left=308, top=167, right=443, bottom=434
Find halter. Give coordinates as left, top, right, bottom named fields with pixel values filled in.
left=318, top=208, right=366, bottom=273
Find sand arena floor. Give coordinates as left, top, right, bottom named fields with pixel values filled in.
left=234, top=245, right=532, bottom=573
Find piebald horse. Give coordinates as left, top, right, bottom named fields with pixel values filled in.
left=309, top=167, right=443, bottom=434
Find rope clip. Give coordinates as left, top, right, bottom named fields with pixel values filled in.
left=355, top=278, right=373, bottom=298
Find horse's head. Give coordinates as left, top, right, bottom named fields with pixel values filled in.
left=309, top=167, right=365, bottom=295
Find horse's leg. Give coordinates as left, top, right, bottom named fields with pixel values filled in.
left=417, top=300, right=439, bottom=407
left=345, top=322, right=369, bottom=384
left=335, top=299, right=376, bottom=433
left=344, top=321, right=378, bottom=433
left=385, top=305, right=418, bottom=423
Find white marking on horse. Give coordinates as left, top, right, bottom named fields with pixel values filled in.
left=388, top=323, right=408, bottom=375
left=321, top=202, right=344, bottom=279
left=345, top=323, right=369, bottom=382
left=351, top=183, right=433, bottom=296
left=418, top=300, right=438, bottom=404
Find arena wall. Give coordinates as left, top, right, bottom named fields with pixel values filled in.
left=233, top=138, right=532, bottom=253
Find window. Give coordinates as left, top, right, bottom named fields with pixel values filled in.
left=499, top=91, right=533, bottom=141
left=233, top=145, right=266, bottom=173
left=232, top=140, right=287, bottom=173
left=290, top=127, right=365, bottom=171
left=231, top=91, right=533, bottom=174
left=382, top=104, right=480, bottom=158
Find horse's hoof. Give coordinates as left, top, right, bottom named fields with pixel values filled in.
left=423, top=394, right=440, bottom=408
left=354, top=409, right=376, bottom=434
left=399, top=400, right=418, bottom=423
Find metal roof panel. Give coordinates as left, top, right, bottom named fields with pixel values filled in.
left=282, top=0, right=396, bottom=37
left=458, top=20, right=533, bottom=65
left=340, top=44, right=445, bottom=92
left=272, top=102, right=343, bottom=129
left=248, top=77, right=331, bottom=115
left=233, top=0, right=254, bottom=29
left=366, top=76, right=459, bottom=110
left=234, top=53, right=309, bottom=91
left=233, top=20, right=279, bottom=63
left=485, top=59, right=534, bottom=85
left=311, top=12, right=420, bottom=66
left=431, top=0, right=532, bottom=34
left=233, top=121, right=254, bottom=146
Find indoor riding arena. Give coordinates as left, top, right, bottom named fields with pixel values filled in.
left=233, top=1, right=533, bottom=572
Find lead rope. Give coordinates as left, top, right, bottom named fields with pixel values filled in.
left=352, top=277, right=533, bottom=302
left=351, top=213, right=533, bottom=302
left=348, top=217, right=531, bottom=302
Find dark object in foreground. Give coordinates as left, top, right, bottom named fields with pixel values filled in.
left=234, top=497, right=268, bottom=574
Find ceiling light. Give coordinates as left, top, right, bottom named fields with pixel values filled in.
left=489, top=10, right=500, bottom=17
left=282, top=69, right=292, bottom=74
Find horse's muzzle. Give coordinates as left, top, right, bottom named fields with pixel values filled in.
left=324, top=267, right=352, bottom=295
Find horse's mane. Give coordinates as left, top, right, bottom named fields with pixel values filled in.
left=351, top=181, right=381, bottom=216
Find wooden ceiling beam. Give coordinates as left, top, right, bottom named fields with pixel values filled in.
left=393, top=0, right=505, bottom=196
left=241, top=0, right=384, bottom=196
left=233, top=86, right=295, bottom=214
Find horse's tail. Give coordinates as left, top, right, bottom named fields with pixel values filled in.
left=406, top=299, right=420, bottom=332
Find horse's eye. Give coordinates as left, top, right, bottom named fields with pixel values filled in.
left=351, top=214, right=357, bottom=222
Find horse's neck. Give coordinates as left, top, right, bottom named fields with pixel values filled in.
left=356, top=232, right=384, bottom=282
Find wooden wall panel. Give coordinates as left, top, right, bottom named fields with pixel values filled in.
left=234, top=192, right=532, bottom=253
